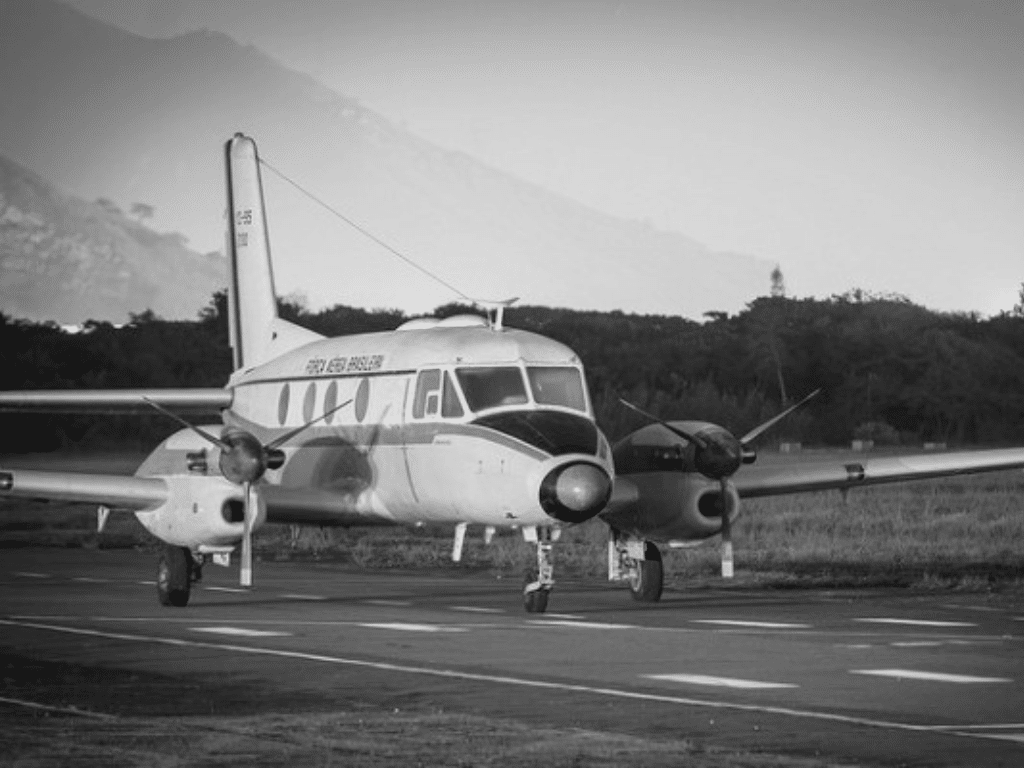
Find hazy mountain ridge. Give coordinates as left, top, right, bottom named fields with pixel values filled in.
left=0, top=153, right=224, bottom=323
left=1, top=0, right=771, bottom=319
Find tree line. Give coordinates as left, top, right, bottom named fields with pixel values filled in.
left=3, top=289, right=1024, bottom=452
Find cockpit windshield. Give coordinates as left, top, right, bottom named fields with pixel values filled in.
left=527, top=367, right=587, bottom=412
left=456, top=367, right=528, bottom=412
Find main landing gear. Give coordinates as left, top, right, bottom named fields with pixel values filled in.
left=156, top=545, right=203, bottom=607
left=608, top=527, right=663, bottom=602
left=522, top=526, right=560, bottom=613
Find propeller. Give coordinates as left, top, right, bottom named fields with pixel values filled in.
left=620, top=388, right=821, bottom=577
left=143, top=395, right=352, bottom=585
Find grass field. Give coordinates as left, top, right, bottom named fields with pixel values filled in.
left=2, top=449, right=1022, bottom=591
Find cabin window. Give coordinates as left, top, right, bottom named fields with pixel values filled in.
left=527, top=367, right=587, bottom=412
left=441, top=372, right=464, bottom=418
left=456, top=367, right=528, bottom=412
left=277, top=384, right=290, bottom=425
left=324, top=381, right=338, bottom=424
left=303, top=382, right=317, bottom=423
left=412, top=369, right=441, bottom=418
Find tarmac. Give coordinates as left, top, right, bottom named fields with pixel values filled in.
left=2, top=547, right=1022, bottom=766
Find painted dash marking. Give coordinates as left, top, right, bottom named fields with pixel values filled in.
left=645, top=673, right=797, bottom=690
left=190, top=627, right=291, bottom=638
left=13, top=572, right=50, bottom=579
left=203, top=586, right=249, bottom=594
left=851, top=669, right=1012, bottom=684
left=692, top=620, right=810, bottom=629
left=363, top=599, right=411, bottom=607
left=71, top=577, right=108, bottom=583
left=854, top=618, right=977, bottom=628
left=358, top=622, right=466, bottom=633
left=279, top=593, right=327, bottom=601
left=450, top=606, right=504, bottom=614
left=528, top=620, right=637, bottom=630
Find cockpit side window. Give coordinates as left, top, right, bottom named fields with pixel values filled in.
left=527, top=366, right=587, bottom=412
left=412, top=369, right=441, bottom=418
left=441, top=371, right=464, bottom=418
left=456, top=367, right=528, bottom=412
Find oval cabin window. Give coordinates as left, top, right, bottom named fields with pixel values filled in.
left=303, top=382, right=317, bottom=424
left=277, top=384, right=290, bottom=426
left=324, top=381, right=338, bottom=424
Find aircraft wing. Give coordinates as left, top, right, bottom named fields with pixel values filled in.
left=0, top=389, right=232, bottom=414
left=733, top=448, right=1024, bottom=498
left=0, top=468, right=168, bottom=510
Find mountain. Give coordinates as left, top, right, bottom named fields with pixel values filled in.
left=0, top=153, right=224, bottom=323
left=0, top=0, right=771, bottom=319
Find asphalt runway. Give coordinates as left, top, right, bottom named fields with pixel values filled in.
left=2, top=548, right=1023, bottom=766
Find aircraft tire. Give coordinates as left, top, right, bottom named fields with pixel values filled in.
left=629, top=543, right=664, bottom=603
left=157, top=546, right=192, bottom=607
left=523, top=587, right=549, bottom=613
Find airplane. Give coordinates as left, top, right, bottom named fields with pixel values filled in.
left=4, top=133, right=1024, bottom=614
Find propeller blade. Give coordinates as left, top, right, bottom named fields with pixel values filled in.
left=618, top=398, right=709, bottom=449
left=266, top=398, right=354, bottom=450
left=719, top=478, right=734, bottom=579
left=738, top=388, right=821, bottom=446
left=141, top=396, right=229, bottom=450
left=240, top=481, right=255, bottom=587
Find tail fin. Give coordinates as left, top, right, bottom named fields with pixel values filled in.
left=225, top=133, right=322, bottom=371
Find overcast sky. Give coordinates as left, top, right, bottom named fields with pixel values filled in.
left=69, top=0, right=1024, bottom=316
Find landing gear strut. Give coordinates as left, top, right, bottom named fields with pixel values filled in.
left=523, top=526, right=559, bottom=613
left=608, top=527, right=664, bottom=602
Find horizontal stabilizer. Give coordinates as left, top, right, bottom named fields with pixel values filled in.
left=0, top=388, right=232, bottom=414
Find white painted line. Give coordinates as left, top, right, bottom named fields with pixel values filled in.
left=542, top=613, right=586, bottom=620
left=851, top=669, right=1012, bottom=684
left=363, top=599, right=411, bottom=607
left=854, top=618, right=976, bottom=628
left=839, top=644, right=874, bottom=649
left=358, top=622, right=466, bottom=633
left=0, top=618, right=1014, bottom=744
left=941, top=604, right=1003, bottom=613
left=645, top=673, right=797, bottom=690
left=450, top=606, right=504, bottom=614
left=72, top=577, right=108, bottom=583
left=13, top=571, right=50, bottom=578
left=203, top=585, right=249, bottom=593
left=891, top=641, right=944, bottom=648
left=692, top=620, right=810, bottom=629
left=930, top=723, right=1024, bottom=731
left=0, top=694, right=116, bottom=720
left=190, top=627, right=292, bottom=638
left=279, top=593, right=327, bottom=601
left=962, top=733, right=1024, bottom=744
left=528, top=620, right=637, bottom=630
left=138, top=580, right=156, bottom=586
left=1013, top=617, right=1024, bottom=622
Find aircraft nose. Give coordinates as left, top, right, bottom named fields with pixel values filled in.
left=539, top=462, right=612, bottom=524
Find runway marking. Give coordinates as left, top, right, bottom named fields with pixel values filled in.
left=203, top=585, right=249, bottom=594
left=839, top=644, right=874, bottom=649
left=692, top=620, right=810, bottom=629
left=541, top=613, right=586, bottom=620
left=0, top=618, right=1017, bottom=745
left=363, top=599, right=411, bottom=607
left=72, top=577, right=108, bottom=583
left=138, top=580, right=156, bottom=586
left=891, top=641, right=944, bottom=648
left=279, top=593, right=327, bottom=601
left=358, top=622, right=467, bottom=633
left=450, top=606, right=504, bottom=614
left=191, top=626, right=292, bottom=638
left=851, top=669, right=1012, bottom=684
left=528, top=620, right=637, bottom=630
left=12, top=571, right=50, bottom=578
left=0, top=694, right=116, bottom=720
left=854, top=618, right=976, bottom=628
left=644, top=674, right=797, bottom=690
left=941, top=604, right=1004, bottom=613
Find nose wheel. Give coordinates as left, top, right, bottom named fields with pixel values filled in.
left=522, top=526, right=558, bottom=613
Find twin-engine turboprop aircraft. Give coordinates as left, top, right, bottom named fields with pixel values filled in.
left=4, top=134, right=1024, bottom=613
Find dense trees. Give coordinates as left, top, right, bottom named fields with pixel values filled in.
left=3, top=290, right=1024, bottom=451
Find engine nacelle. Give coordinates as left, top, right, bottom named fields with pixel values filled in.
left=134, top=474, right=262, bottom=548
left=602, top=471, right=740, bottom=543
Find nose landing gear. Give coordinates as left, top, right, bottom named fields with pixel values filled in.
left=522, top=525, right=560, bottom=613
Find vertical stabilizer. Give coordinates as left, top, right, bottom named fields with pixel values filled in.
left=225, top=134, right=322, bottom=371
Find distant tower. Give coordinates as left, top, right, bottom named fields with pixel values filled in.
left=770, top=265, right=786, bottom=298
